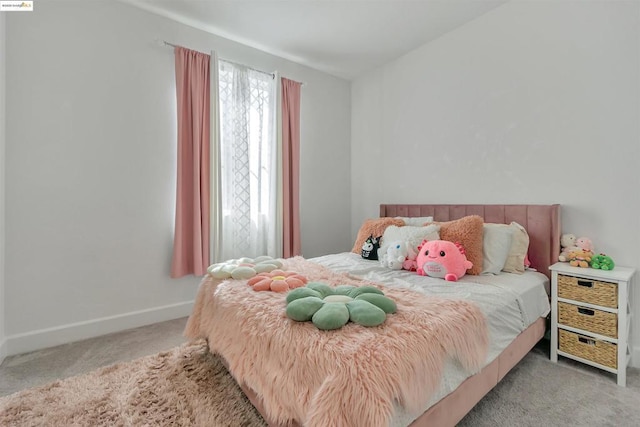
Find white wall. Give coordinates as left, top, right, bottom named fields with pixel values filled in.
left=4, top=0, right=351, bottom=355
left=0, top=11, right=7, bottom=364
left=351, top=1, right=640, bottom=366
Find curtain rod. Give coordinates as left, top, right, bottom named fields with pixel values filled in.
left=160, top=39, right=305, bottom=86
left=161, top=40, right=275, bottom=79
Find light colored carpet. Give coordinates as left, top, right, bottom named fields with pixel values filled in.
left=0, top=317, right=189, bottom=396
left=1, top=320, right=638, bottom=426
left=458, top=346, right=640, bottom=427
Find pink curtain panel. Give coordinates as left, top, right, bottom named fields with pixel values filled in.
left=281, top=78, right=302, bottom=258
left=171, top=47, right=211, bottom=278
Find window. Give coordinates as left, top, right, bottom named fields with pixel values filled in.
left=217, top=60, right=277, bottom=260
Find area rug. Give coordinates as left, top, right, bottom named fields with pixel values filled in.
left=2, top=339, right=639, bottom=427
left=0, top=340, right=266, bottom=426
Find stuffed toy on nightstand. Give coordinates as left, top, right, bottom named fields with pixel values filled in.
left=559, top=233, right=579, bottom=262
left=575, top=237, right=594, bottom=253
left=564, top=236, right=595, bottom=267
left=591, top=253, right=615, bottom=271
left=567, top=249, right=594, bottom=268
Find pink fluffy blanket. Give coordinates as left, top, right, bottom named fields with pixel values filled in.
left=185, top=257, right=488, bottom=427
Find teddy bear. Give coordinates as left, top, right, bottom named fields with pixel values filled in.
left=379, top=240, right=408, bottom=270
left=558, top=233, right=579, bottom=262
left=575, top=237, right=594, bottom=252
left=567, top=249, right=593, bottom=268
left=565, top=236, right=595, bottom=267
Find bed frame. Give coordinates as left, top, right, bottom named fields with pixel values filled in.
left=234, top=204, right=561, bottom=427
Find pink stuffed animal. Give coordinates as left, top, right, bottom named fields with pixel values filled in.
left=416, top=240, right=473, bottom=282
left=575, top=237, right=594, bottom=252
left=402, top=244, right=419, bottom=271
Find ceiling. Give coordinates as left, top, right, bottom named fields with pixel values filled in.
left=123, top=0, right=507, bottom=80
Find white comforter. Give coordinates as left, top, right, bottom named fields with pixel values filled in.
left=310, top=252, right=550, bottom=425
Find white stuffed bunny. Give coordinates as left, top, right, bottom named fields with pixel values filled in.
left=379, top=240, right=408, bottom=270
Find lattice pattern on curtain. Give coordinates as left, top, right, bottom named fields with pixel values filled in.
left=217, top=60, right=277, bottom=260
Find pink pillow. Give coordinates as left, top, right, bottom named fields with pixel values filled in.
left=426, top=215, right=484, bottom=275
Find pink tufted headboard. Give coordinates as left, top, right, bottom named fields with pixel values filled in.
left=379, top=204, right=561, bottom=281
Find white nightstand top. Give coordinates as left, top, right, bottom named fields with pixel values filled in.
left=549, top=262, right=636, bottom=282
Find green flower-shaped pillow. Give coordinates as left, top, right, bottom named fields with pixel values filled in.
left=285, top=282, right=397, bottom=330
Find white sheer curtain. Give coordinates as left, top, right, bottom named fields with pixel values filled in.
left=216, top=60, right=277, bottom=260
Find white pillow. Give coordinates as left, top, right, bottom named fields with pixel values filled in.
left=502, top=222, right=529, bottom=273
left=380, top=224, right=440, bottom=256
left=482, top=224, right=513, bottom=275
left=395, top=216, right=434, bottom=227
left=483, top=222, right=530, bottom=274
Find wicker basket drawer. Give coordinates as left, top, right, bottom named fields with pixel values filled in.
left=557, top=274, right=617, bottom=308
left=558, top=301, right=617, bottom=338
left=559, top=329, right=617, bottom=369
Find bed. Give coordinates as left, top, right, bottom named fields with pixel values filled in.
left=185, top=203, right=561, bottom=427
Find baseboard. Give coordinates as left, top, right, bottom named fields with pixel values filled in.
left=4, top=301, right=194, bottom=358
left=633, top=345, right=639, bottom=369
left=0, top=337, right=7, bottom=366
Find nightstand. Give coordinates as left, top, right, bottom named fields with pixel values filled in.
left=549, top=262, right=635, bottom=386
